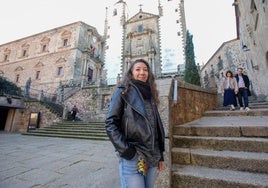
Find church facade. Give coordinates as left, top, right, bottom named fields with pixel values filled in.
left=121, top=8, right=162, bottom=77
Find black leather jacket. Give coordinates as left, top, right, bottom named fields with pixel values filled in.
left=105, top=83, right=165, bottom=160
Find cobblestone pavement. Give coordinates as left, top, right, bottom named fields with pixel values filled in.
left=0, top=133, right=120, bottom=188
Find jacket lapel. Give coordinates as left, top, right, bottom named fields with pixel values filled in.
left=121, top=86, right=146, bottom=117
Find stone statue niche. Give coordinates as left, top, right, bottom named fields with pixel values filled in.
left=25, top=77, right=31, bottom=97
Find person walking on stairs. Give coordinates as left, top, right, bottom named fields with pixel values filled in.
left=221, top=70, right=238, bottom=110
left=235, top=67, right=251, bottom=112
left=71, top=105, right=79, bottom=121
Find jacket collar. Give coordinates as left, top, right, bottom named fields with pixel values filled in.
left=120, top=84, right=146, bottom=116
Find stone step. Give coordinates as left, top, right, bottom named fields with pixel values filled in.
left=172, top=164, right=268, bottom=188
left=173, top=135, right=268, bottom=153
left=41, top=127, right=106, bottom=133
left=172, top=148, right=268, bottom=173
left=174, top=116, right=268, bottom=137
left=174, top=125, right=268, bottom=138
left=216, top=104, right=268, bottom=111
left=28, top=129, right=107, bottom=137
left=22, top=132, right=109, bottom=140
left=23, top=121, right=108, bottom=140
left=46, top=123, right=105, bottom=130
left=203, top=108, right=268, bottom=117
left=55, top=122, right=104, bottom=126
left=44, top=125, right=105, bottom=130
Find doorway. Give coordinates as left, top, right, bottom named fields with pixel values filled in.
left=0, top=108, right=8, bottom=131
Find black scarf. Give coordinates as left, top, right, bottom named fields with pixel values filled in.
left=132, top=80, right=152, bottom=100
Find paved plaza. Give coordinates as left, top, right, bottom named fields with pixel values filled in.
left=0, top=133, right=120, bottom=188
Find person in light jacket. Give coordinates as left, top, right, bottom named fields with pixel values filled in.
left=105, top=59, right=165, bottom=188
left=221, top=70, right=238, bottom=110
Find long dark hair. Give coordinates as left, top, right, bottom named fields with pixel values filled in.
left=120, top=59, right=160, bottom=105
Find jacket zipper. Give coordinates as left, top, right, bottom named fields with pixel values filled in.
left=122, top=97, right=155, bottom=151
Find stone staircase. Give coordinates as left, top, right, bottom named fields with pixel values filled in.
left=41, top=101, right=64, bottom=117
left=22, top=121, right=109, bottom=141
left=171, top=103, right=268, bottom=188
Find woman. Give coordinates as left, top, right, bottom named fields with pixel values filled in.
left=221, top=70, right=238, bottom=110
left=105, top=59, right=165, bottom=188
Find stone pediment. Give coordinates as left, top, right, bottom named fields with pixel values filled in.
left=127, top=11, right=158, bottom=23
left=56, top=57, right=66, bottom=64
left=34, top=61, right=44, bottom=68
left=22, top=43, right=30, bottom=49
left=4, top=48, right=11, bottom=54
left=14, top=66, right=24, bottom=72
left=41, top=36, right=50, bottom=44
left=61, top=30, right=72, bottom=38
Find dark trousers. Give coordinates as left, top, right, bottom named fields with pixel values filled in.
left=72, top=112, right=77, bottom=120
left=237, top=88, right=249, bottom=108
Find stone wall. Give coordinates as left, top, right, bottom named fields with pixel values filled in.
left=63, top=85, right=115, bottom=122
left=170, top=80, right=218, bottom=127
left=237, top=0, right=268, bottom=100
left=19, top=101, right=61, bottom=132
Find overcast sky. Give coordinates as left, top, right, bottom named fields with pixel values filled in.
left=0, top=0, right=236, bottom=77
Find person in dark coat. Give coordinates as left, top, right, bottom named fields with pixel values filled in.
left=235, top=68, right=251, bottom=112
left=105, top=59, right=165, bottom=188
left=71, top=105, right=79, bottom=121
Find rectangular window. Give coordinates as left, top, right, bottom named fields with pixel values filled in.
left=4, top=54, right=8, bottom=61
left=36, top=71, right=40, bottom=80
left=16, top=74, right=20, bottom=83
left=88, top=67, right=93, bottom=81
left=137, top=38, right=143, bottom=47
left=63, top=39, right=68, bottom=46
left=57, top=67, right=63, bottom=76
left=138, top=25, right=143, bottom=33
left=22, top=50, right=27, bottom=57
left=42, top=45, right=47, bottom=52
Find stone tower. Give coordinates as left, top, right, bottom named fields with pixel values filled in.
left=179, top=0, right=187, bottom=56
left=121, top=5, right=162, bottom=77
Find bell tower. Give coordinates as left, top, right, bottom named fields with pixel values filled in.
left=121, top=4, right=162, bottom=77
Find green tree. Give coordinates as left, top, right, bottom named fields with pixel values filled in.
left=0, top=77, right=22, bottom=96
left=183, top=30, right=201, bottom=86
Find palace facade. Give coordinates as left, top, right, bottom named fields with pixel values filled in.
left=0, top=21, right=106, bottom=101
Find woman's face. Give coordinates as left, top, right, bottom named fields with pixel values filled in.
left=131, top=62, right=149, bottom=82
left=227, top=72, right=232, bottom=77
